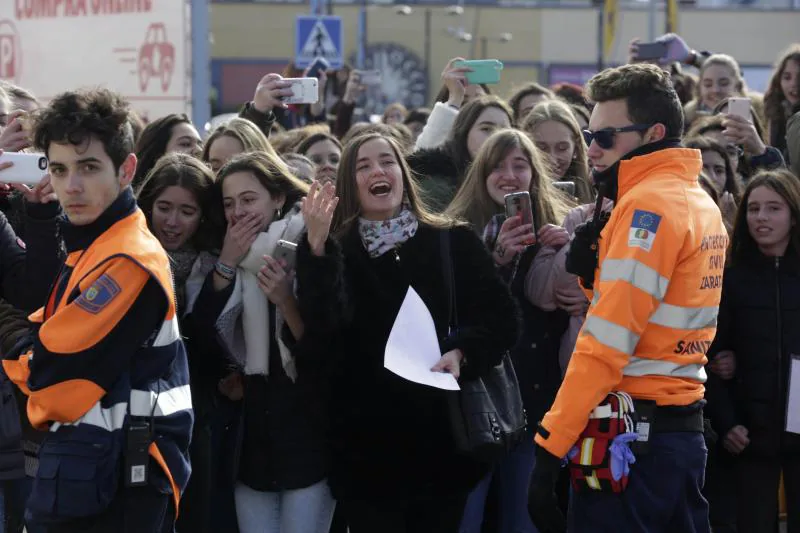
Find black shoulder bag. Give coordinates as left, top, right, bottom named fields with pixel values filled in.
left=440, top=229, right=527, bottom=462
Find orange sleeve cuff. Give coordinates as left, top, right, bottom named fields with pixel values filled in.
left=534, top=417, right=580, bottom=458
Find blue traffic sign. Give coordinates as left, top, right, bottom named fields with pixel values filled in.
left=295, top=15, right=343, bottom=69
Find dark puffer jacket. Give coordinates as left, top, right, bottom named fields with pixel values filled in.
left=705, top=248, right=800, bottom=457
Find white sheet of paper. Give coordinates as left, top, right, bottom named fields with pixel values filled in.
left=384, top=287, right=460, bottom=391
left=786, top=355, right=800, bottom=434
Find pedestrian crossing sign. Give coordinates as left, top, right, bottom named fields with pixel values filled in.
left=295, top=15, right=343, bottom=69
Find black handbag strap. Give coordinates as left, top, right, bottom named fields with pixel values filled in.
left=439, top=229, right=458, bottom=336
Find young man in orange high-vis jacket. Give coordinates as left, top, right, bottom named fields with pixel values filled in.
left=0, top=89, right=193, bottom=532
left=528, top=64, right=725, bottom=533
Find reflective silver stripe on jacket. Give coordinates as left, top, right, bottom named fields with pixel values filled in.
left=623, top=355, right=707, bottom=382
left=50, top=385, right=193, bottom=433
left=599, top=258, right=670, bottom=300
left=650, top=303, right=718, bottom=330
left=583, top=315, right=640, bottom=355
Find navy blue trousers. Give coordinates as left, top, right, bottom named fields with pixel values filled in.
left=568, top=432, right=710, bottom=533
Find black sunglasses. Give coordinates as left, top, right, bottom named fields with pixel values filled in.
left=582, top=124, right=653, bottom=149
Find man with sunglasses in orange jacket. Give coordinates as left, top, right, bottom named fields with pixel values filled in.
left=528, top=63, right=725, bottom=533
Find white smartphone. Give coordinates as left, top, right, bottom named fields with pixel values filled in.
left=274, top=239, right=298, bottom=271
left=282, top=78, right=319, bottom=105
left=358, top=70, right=382, bottom=86
left=0, top=152, right=49, bottom=186
left=727, top=97, right=751, bottom=119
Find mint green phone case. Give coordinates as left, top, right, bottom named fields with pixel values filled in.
left=454, top=59, right=504, bottom=85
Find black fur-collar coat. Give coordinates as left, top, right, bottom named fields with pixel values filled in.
left=295, top=223, right=518, bottom=502
left=406, top=147, right=466, bottom=214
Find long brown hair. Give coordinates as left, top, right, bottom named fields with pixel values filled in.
left=445, top=128, right=570, bottom=233
left=730, top=169, right=800, bottom=265
left=444, top=96, right=513, bottom=175
left=332, top=133, right=456, bottom=237
left=136, top=152, right=218, bottom=251
left=520, top=99, right=593, bottom=204
left=763, top=44, right=800, bottom=138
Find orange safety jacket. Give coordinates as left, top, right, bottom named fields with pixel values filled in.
left=536, top=146, right=727, bottom=457
left=2, top=190, right=192, bottom=518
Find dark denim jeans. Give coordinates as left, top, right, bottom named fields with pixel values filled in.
left=459, top=430, right=539, bottom=533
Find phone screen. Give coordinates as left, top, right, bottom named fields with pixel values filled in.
left=636, top=42, right=668, bottom=61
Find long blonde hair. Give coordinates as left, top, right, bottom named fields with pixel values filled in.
left=445, top=128, right=570, bottom=233
left=202, top=117, right=277, bottom=162
left=520, top=100, right=593, bottom=204
left=332, top=133, right=456, bottom=237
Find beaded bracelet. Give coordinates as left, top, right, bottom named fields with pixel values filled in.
left=214, top=261, right=235, bottom=281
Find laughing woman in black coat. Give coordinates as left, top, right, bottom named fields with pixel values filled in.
left=294, top=133, right=518, bottom=533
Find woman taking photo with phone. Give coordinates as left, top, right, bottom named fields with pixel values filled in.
left=445, top=128, right=570, bottom=533
left=294, top=133, right=517, bottom=533
left=704, top=169, right=800, bottom=532
left=408, top=96, right=513, bottom=213
left=191, top=152, right=336, bottom=533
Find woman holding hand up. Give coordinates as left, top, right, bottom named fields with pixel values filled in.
left=295, top=133, right=518, bottom=533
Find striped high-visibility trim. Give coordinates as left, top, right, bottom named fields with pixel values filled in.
left=583, top=315, right=640, bottom=356
left=50, top=401, right=128, bottom=433
left=649, top=303, right=718, bottom=330
left=130, top=385, right=192, bottom=418
left=622, top=356, right=707, bottom=381
left=50, top=385, right=192, bottom=433
left=600, top=258, right=670, bottom=301
left=152, top=317, right=180, bottom=348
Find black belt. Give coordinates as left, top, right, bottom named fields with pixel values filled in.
left=634, top=400, right=705, bottom=434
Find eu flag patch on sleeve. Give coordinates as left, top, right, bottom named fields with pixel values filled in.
left=75, top=274, right=121, bottom=314
left=628, top=209, right=662, bottom=251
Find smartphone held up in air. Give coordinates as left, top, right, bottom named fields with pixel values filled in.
left=306, top=57, right=330, bottom=79
left=0, top=152, right=49, bottom=186
left=635, top=41, right=668, bottom=61
left=454, top=59, right=504, bottom=85
left=357, top=70, right=382, bottom=86
left=504, top=191, right=536, bottom=246
left=727, top=97, right=751, bottom=119
left=282, top=78, right=319, bottom=105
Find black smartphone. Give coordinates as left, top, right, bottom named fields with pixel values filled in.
left=306, top=57, right=330, bottom=79
left=553, top=181, right=576, bottom=197
left=274, top=240, right=298, bottom=271
left=504, top=191, right=536, bottom=245
left=636, top=42, right=668, bottom=61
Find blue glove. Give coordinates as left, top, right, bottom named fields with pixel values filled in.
left=609, top=432, right=638, bottom=481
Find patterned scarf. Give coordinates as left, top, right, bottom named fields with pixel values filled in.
left=358, top=207, right=419, bottom=258
left=168, top=248, right=199, bottom=315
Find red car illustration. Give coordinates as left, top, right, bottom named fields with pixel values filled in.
left=138, top=23, right=174, bottom=92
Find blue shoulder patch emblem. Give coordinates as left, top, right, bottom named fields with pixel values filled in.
left=628, top=210, right=663, bottom=251
left=75, top=274, right=121, bottom=314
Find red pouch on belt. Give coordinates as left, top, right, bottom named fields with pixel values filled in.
left=567, top=392, right=636, bottom=494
